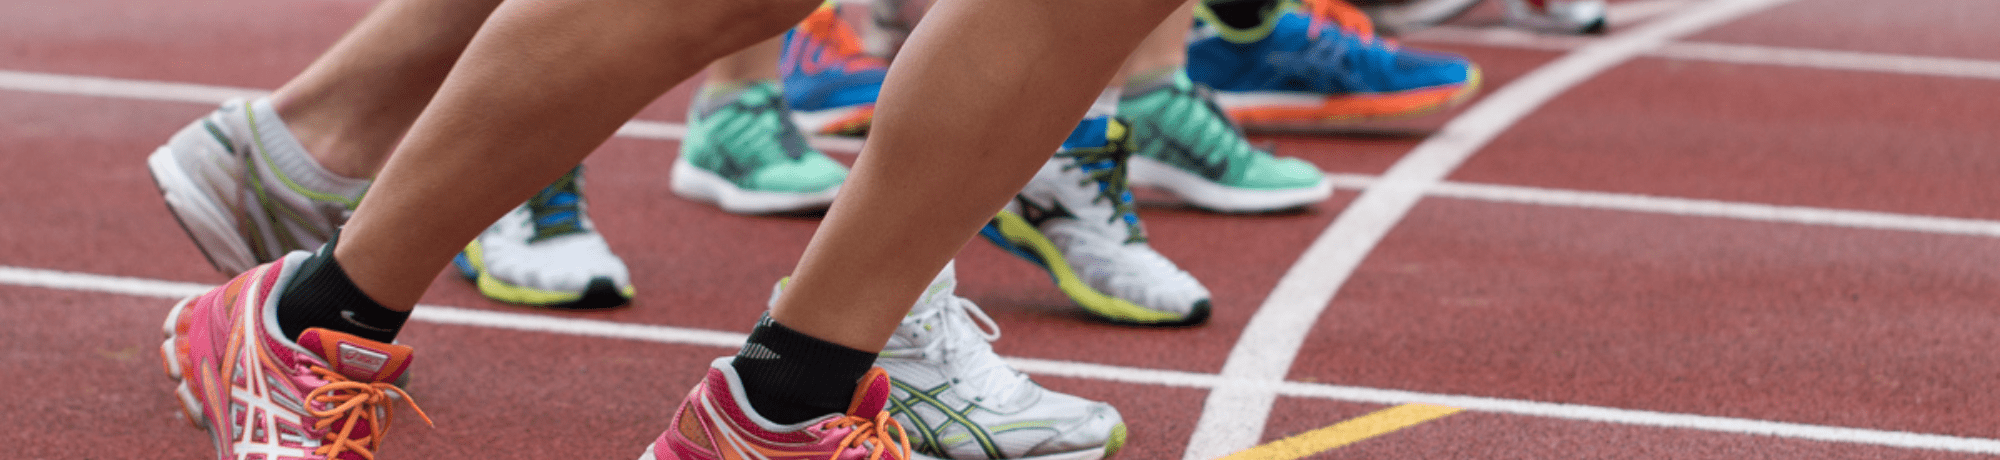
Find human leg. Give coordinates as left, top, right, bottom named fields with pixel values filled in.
left=148, top=0, right=501, bottom=273
left=162, top=0, right=828, bottom=457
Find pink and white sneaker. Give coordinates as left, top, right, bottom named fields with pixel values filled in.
left=159, top=251, right=429, bottom=459
left=640, top=357, right=911, bottom=460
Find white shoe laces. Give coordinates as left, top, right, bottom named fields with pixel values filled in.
left=885, top=297, right=1032, bottom=403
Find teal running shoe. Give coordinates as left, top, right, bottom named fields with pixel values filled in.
left=672, top=80, right=849, bottom=214
left=1121, top=72, right=1331, bottom=212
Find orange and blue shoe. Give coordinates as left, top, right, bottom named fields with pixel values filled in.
left=1188, top=0, right=1482, bottom=124
left=159, top=252, right=429, bottom=459
left=640, top=357, right=911, bottom=460
left=779, top=3, right=887, bottom=136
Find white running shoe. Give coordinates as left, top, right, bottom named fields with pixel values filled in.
left=980, top=119, right=1213, bottom=326
left=770, top=264, right=1129, bottom=459
left=454, top=167, right=635, bottom=309
left=147, top=98, right=367, bottom=273
left=1500, top=0, right=1607, bottom=34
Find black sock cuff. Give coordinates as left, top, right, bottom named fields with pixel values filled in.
left=275, top=232, right=408, bottom=343
left=731, top=313, right=878, bottom=423
left=1205, top=0, right=1282, bottom=30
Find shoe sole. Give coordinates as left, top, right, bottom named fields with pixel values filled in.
left=1127, top=156, right=1332, bottom=213
left=453, top=242, right=635, bottom=310
left=1219, top=66, right=1484, bottom=124
left=148, top=147, right=258, bottom=274
left=157, top=296, right=211, bottom=432
left=669, top=157, right=840, bottom=214
left=791, top=105, right=875, bottom=136
left=980, top=211, right=1210, bottom=326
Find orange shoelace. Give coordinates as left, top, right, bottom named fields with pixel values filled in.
left=1300, top=0, right=1386, bottom=44
left=803, top=6, right=887, bottom=69
left=825, top=410, right=912, bottom=460
left=305, top=366, right=433, bottom=460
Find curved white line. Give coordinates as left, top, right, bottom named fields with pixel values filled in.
left=1181, top=0, right=1801, bottom=457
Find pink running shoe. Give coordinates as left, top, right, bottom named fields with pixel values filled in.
left=640, top=357, right=911, bottom=460
left=159, top=252, right=429, bottom=460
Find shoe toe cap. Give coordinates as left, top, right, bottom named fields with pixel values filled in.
left=749, top=154, right=849, bottom=193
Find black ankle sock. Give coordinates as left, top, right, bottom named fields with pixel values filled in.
left=275, top=234, right=409, bottom=344
left=731, top=314, right=877, bottom=424
left=1206, top=0, right=1281, bottom=30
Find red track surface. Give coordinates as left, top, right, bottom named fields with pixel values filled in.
left=3, top=0, right=1997, bottom=458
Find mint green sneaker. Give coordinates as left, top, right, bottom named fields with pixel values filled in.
left=671, top=80, right=848, bottom=214
left=1119, top=72, right=1332, bottom=213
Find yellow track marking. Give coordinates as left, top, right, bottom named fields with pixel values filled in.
left=1218, top=403, right=1462, bottom=460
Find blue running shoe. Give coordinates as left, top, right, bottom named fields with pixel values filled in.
left=780, top=3, right=887, bottom=136
left=1188, top=0, right=1481, bottom=124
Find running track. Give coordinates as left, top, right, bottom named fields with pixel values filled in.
left=4, top=0, right=1998, bottom=458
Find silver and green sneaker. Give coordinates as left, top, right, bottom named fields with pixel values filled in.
left=146, top=98, right=368, bottom=274
left=454, top=166, right=635, bottom=310
left=1119, top=72, right=1331, bottom=213
left=771, top=263, right=1129, bottom=460
left=671, top=80, right=848, bottom=214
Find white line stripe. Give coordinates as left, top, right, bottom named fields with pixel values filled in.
left=1406, top=28, right=2000, bottom=82
left=1182, top=0, right=1798, bottom=457
left=1651, top=42, right=2000, bottom=81
left=1321, top=174, right=2000, bottom=239
left=1604, top=0, right=1698, bottom=26
left=3, top=264, right=1996, bottom=454
left=0, top=69, right=866, bottom=153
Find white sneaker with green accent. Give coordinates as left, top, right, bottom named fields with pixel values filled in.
left=454, top=167, right=635, bottom=310
left=775, top=263, right=1128, bottom=460
left=981, top=119, right=1213, bottom=326
left=147, top=98, right=367, bottom=274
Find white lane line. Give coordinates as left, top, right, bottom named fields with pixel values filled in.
left=4, top=263, right=1998, bottom=454
left=1181, top=0, right=1799, bottom=457
left=1320, top=174, right=2000, bottom=239
left=0, top=69, right=866, bottom=153
left=1605, top=0, right=1698, bottom=26
left=1650, top=42, right=2000, bottom=81
left=1406, top=28, right=2000, bottom=82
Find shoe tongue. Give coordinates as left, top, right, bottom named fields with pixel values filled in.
left=909, top=262, right=958, bottom=317
left=296, top=328, right=415, bottom=383
left=843, top=367, right=893, bottom=420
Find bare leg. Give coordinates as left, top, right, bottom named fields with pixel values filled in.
left=1119, top=0, right=1198, bottom=83
left=336, top=0, right=823, bottom=310
left=773, top=0, right=1188, bottom=351
left=701, top=36, right=784, bottom=87
left=271, top=0, right=503, bottom=179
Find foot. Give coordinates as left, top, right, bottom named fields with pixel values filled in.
left=981, top=119, right=1213, bottom=326
left=639, top=357, right=911, bottom=459
left=159, top=252, right=429, bottom=459
left=1121, top=72, right=1332, bottom=212
left=453, top=166, right=635, bottom=309
left=147, top=98, right=366, bottom=273
left=779, top=3, right=888, bottom=136
left=672, top=80, right=850, bottom=214
left=877, top=265, right=1128, bottom=459
left=1187, top=0, right=1483, bottom=123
